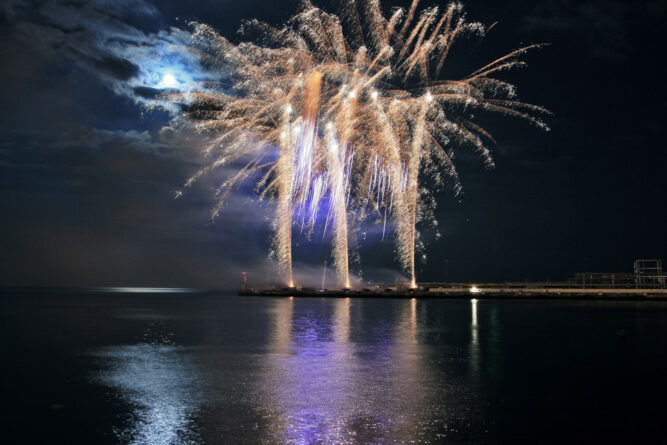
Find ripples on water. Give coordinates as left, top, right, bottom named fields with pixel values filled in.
left=95, top=344, right=201, bottom=445
left=2, top=295, right=666, bottom=444
left=92, top=297, right=487, bottom=444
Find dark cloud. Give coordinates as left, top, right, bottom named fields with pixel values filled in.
left=0, top=0, right=24, bottom=22
left=133, top=86, right=164, bottom=99
left=58, top=128, right=174, bottom=157
left=4, top=0, right=211, bottom=104
left=0, top=122, right=281, bottom=287
left=87, top=53, right=140, bottom=80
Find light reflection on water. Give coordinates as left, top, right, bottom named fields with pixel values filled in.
left=93, top=297, right=482, bottom=444
left=469, top=299, right=480, bottom=380
left=259, top=297, right=438, bottom=444
left=94, top=329, right=201, bottom=444
left=262, top=298, right=360, bottom=443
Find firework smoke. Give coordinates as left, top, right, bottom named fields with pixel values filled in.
left=167, top=0, right=549, bottom=288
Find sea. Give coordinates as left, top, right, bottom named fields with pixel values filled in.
left=1, top=291, right=666, bottom=444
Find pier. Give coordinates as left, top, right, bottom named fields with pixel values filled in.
left=239, top=283, right=667, bottom=300
left=240, top=259, right=667, bottom=300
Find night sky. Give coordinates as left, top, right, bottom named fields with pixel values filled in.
left=1, top=0, right=665, bottom=288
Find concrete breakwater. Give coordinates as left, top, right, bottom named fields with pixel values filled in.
left=240, top=284, right=667, bottom=300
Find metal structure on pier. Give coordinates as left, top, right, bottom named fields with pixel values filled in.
left=570, top=259, right=665, bottom=289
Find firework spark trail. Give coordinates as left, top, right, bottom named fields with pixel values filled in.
left=166, top=0, right=549, bottom=288
left=324, top=128, right=352, bottom=288
left=406, top=96, right=429, bottom=288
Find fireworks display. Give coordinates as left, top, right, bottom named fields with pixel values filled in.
left=167, top=0, right=549, bottom=288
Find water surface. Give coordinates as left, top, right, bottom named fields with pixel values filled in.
left=1, top=294, right=666, bottom=443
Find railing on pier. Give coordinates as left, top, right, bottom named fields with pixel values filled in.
left=419, top=279, right=667, bottom=290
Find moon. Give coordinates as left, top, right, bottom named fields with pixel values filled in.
left=161, top=73, right=177, bottom=88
